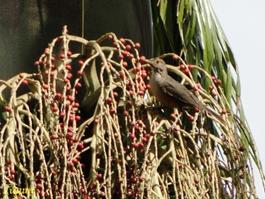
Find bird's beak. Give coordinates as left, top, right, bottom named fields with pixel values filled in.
left=142, top=59, right=154, bottom=71
left=143, top=59, right=152, bottom=64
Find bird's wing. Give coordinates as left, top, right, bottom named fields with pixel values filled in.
left=161, top=76, right=202, bottom=109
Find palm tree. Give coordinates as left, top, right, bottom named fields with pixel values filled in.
left=0, top=0, right=264, bottom=198
left=152, top=0, right=265, bottom=197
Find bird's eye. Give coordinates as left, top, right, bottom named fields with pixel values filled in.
left=153, top=67, right=159, bottom=72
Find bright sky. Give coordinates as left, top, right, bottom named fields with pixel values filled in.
left=211, top=0, right=265, bottom=198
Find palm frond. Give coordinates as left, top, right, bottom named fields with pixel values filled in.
left=152, top=0, right=265, bottom=195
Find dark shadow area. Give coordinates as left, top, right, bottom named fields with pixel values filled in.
left=0, top=0, right=153, bottom=79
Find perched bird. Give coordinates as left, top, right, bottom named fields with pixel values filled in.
left=148, top=58, right=204, bottom=112
left=147, top=58, right=225, bottom=122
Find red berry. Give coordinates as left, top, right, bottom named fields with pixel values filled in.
left=72, top=158, right=79, bottom=165
left=119, top=71, right=125, bottom=79
left=108, top=34, right=114, bottom=40
left=77, top=142, right=84, bottom=151
left=122, top=51, right=130, bottom=57
left=59, top=53, right=65, bottom=59
left=51, top=106, right=58, bottom=113
left=34, top=61, right=40, bottom=66
left=125, top=45, right=131, bottom=51
left=77, top=70, right=83, bottom=76
left=50, top=134, right=58, bottom=140
left=60, top=111, right=65, bottom=117
left=141, top=70, right=147, bottom=78
left=67, top=73, right=73, bottom=79
left=43, top=84, right=49, bottom=90
left=139, top=142, right=144, bottom=148
left=67, top=51, right=72, bottom=57
left=118, top=54, right=124, bottom=60
left=132, top=143, right=139, bottom=149
left=150, top=131, right=156, bottom=136
left=66, top=64, right=72, bottom=70
left=74, top=102, right=80, bottom=108
left=211, top=76, right=217, bottom=80
left=129, top=90, right=134, bottom=96
left=129, top=53, right=134, bottom=59
left=135, top=42, right=141, bottom=49
left=75, top=82, right=82, bottom=88
left=96, top=173, right=103, bottom=180
left=194, top=107, right=200, bottom=113
left=129, top=133, right=136, bottom=140
left=75, top=115, right=81, bottom=121
left=139, top=56, right=146, bottom=64
left=193, top=85, right=199, bottom=92
left=59, top=122, right=64, bottom=128
left=172, top=54, right=179, bottom=60
left=44, top=48, right=49, bottom=54
left=68, top=126, right=73, bottom=132
left=196, top=83, right=202, bottom=90
left=123, top=110, right=129, bottom=117
left=179, top=64, right=185, bottom=70
left=127, top=189, right=133, bottom=196
left=64, top=78, right=70, bottom=83
left=131, top=177, right=137, bottom=183
left=188, top=64, right=194, bottom=70
left=183, top=68, right=190, bottom=75
left=66, top=132, right=73, bottom=140
left=22, top=79, right=29, bottom=86
left=136, top=63, right=142, bottom=71
left=123, top=61, right=128, bottom=67
left=119, top=38, right=126, bottom=44
left=109, top=108, right=116, bottom=114
left=94, top=118, right=99, bottom=124
left=142, top=136, right=148, bottom=143
left=106, top=97, right=113, bottom=104
left=134, top=123, right=140, bottom=131
left=78, top=60, right=84, bottom=66
left=67, top=161, right=74, bottom=168
left=139, top=85, right=145, bottom=92
left=69, top=115, right=75, bottom=122
left=4, top=106, right=12, bottom=113
left=146, top=84, right=151, bottom=89
left=55, top=93, right=62, bottom=100
left=113, top=92, right=118, bottom=97
left=139, top=90, right=145, bottom=96
left=113, top=42, right=119, bottom=48
left=67, top=95, right=74, bottom=102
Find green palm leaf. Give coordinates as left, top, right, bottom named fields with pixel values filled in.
left=152, top=0, right=265, bottom=196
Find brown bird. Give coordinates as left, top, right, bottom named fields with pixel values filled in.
left=147, top=58, right=204, bottom=112
left=147, top=58, right=225, bottom=122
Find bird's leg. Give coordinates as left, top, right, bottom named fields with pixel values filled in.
left=165, top=109, right=183, bottom=134
left=146, top=97, right=176, bottom=118
left=150, top=107, right=174, bottom=119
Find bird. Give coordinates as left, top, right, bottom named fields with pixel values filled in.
left=147, top=58, right=205, bottom=112
left=146, top=58, right=225, bottom=123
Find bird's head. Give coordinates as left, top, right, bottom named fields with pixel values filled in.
left=146, top=58, right=167, bottom=75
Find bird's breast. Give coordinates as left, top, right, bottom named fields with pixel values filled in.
left=150, top=74, right=177, bottom=107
